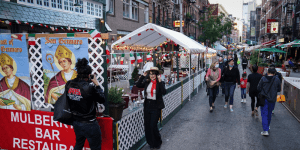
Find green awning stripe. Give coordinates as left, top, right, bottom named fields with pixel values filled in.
left=67, top=33, right=75, bottom=37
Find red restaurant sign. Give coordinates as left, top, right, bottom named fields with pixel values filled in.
left=0, top=109, right=113, bottom=150
left=267, top=19, right=276, bottom=33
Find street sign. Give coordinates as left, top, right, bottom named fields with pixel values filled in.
left=173, top=20, right=185, bottom=27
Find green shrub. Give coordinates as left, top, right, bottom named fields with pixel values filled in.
left=108, top=86, right=124, bottom=104
left=132, top=67, right=139, bottom=81
left=156, top=63, right=162, bottom=70
left=250, top=51, right=259, bottom=65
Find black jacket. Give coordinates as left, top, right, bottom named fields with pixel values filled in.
left=247, top=73, right=262, bottom=97
left=66, top=79, right=105, bottom=121
left=136, top=75, right=166, bottom=109
left=242, top=58, right=248, bottom=65
left=221, top=66, right=241, bottom=85
left=257, top=76, right=281, bottom=103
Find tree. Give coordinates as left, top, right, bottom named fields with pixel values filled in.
left=198, top=8, right=233, bottom=46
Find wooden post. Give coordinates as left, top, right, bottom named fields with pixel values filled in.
left=257, top=49, right=260, bottom=66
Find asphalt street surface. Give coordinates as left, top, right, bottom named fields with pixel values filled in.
left=142, top=57, right=300, bottom=150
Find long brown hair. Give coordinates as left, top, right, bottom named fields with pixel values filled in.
left=210, top=61, right=218, bottom=70
left=146, top=70, right=159, bottom=82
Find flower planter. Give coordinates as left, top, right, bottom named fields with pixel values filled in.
left=257, top=66, right=265, bottom=75
left=109, top=101, right=125, bottom=121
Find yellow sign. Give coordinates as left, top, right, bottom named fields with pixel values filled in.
left=173, top=20, right=185, bottom=28
left=278, top=38, right=284, bottom=42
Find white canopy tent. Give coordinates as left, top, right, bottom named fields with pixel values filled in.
left=111, top=23, right=206, bottom=53
left=214, top=41, right=227, bottom=51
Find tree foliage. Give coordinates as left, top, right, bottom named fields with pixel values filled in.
left=198, top=8, right=233, bottom=45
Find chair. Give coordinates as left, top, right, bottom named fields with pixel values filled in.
left=131, top=86, right=144, bottom=99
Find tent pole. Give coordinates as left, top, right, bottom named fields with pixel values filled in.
left=257, top=49, right=260, bottom=66
left=176, top=51, right=180, bottom=81
left=110, top=54, right=112, bottom=88
left=189, top=52, right=191, bottom=101
left=171, top=42, right=174, bottom=72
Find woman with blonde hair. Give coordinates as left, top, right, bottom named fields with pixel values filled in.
left=205, top=61, right=221, bottom=112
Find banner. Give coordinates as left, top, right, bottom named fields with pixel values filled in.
left=271, top=22, right=278, bottom=33
left=41, top=38, right=88, bottom=105
left=0, top=34, right=31, bottom=111
left=267, top=19, right=276, bottom=33
left=0, top=109, right=113, bottom=150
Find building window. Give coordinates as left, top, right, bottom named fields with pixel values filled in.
left=109, top=0, right=114, bottom=14
left=123, top=0, right=130, bottom=18
left=18, top=0, right=102, bottom=18
left=144, top=7, right=149, bottom=23
left=95, top=4, right=102, bottom=17
left=37, top=0, right=43, bottom=5
left=44, top=0, right=49, bottom=7
left=75, top=0, right=83, bottom=13
left=132, top=1, right=138, bottom=20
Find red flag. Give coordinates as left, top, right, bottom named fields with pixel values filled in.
left=11, top=34, right=23, bottom=41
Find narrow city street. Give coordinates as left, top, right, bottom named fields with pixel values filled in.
left=142, top=59, right=300, bottom=150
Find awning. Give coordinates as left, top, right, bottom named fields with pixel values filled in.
left=105, top=23, right=112, bottom=32
left=261, top=40, right=276, bottom=46
left=281, top=40, right=296, bottom=48
left=255, top=48, right=286, bottom=53
left=111, top=23, right=206, bottom=53
left=272, top=43, right=283, bottom=48
left=214, top=41, right=227, bottom=51
left=292, top=39, right=300, bottom=47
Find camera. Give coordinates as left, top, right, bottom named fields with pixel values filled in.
left=90, top=74, right=94, bottom=79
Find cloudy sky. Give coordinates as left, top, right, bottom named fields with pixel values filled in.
left=208, top=0, right=262, bottom=19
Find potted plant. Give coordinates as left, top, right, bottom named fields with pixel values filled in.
left=186, top=13, right=192, bottom=22
left=108, top=86, right=125, bottom=121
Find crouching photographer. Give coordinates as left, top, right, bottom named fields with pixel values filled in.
left=66, top=58, right=105, bottom=150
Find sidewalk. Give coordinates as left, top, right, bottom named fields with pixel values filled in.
left=142, top=61, right=300, bottom=150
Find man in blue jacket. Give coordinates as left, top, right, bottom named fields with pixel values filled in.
left=257, top=67, right=281, bottom=136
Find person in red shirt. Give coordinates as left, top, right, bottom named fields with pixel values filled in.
left=240, top=73, right=247, bottom=103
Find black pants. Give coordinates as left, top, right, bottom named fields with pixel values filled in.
left=208, top=86, right=218, bottom=107
left=242, top=64, right=247, bottom=70
left=73, top=120, right=102, bottom=150
left=144, top=100, right=162, bottom=148
left=251, top=95, right=259, bottom=111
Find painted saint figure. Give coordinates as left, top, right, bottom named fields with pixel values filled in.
left=0, top=53, right=31, bottom=111
left=45, top=45, right=77, bottom=104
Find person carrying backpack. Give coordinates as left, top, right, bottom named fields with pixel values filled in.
left=257, top=68, right=281, bottom=136
left=242, top=56, right=248, bottom=72
left=67, top=58, right=106, bottom=150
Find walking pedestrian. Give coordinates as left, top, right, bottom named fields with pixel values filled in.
left=264, top=64, right=282, bottom=114
left=242, top=56, right=248, bottom=72
left=234, top=54, right=238, bottom=67
left=205, top=61, right=221, bottom=112
left=136, top=67, right=166, bottom=150
left=257, top=68, right=281, bottom=136
left=218, top=57, right=225, bottom=96
left=221, top=58, right=240, bottom=112
left=246, top=65, right=262, bottom=116
left=67, top=58, right=106, bottom=150
left=240, top=72, right=247, bottom=103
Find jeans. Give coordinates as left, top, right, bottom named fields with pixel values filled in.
left=73, top=120, right=102, bottom=150
left=251, top=95, right=259, bottom=111
left=241, top=88, right=246, bottom=99
left=221, top=83, right=225, bottom=95
left=261, top=99, right=275, bottom=131
left=224, top=82, right=236, bottom=105
left=144, top=100, right=162, bottom=148
left=208, top=86, right=218, bottom=107
left=242, top=64, right=247, bottom=70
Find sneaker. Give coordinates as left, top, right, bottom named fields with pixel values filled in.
left=230, top=108, right=234, bottom=112
left=241, top=99, right=244, bottom=103
left=244, top=99, right=246, bottom=103
left=272, top=110, right=274, bottom=114
left=210, top=109, right=213, bottom=113
left=261, top=131, right=269, bottom=136
left=224, top=104, right=227, bottom=108
left=251, top=111, right=255, bottom=116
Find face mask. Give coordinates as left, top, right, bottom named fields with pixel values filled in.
left=224, top=59, right=227, bottom=62
left=243, top=78, right=246, bottom=80
left=229, top=64, right=234, bottom=67
left=215, top=64, right=219, bottom=68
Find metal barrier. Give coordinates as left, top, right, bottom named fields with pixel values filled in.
left=113, top=69, right=206, bottom=150
left=282, top=77, right=300, bottom=122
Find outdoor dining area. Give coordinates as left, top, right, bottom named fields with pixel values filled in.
left=106, top=23, right=217, bottom=120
